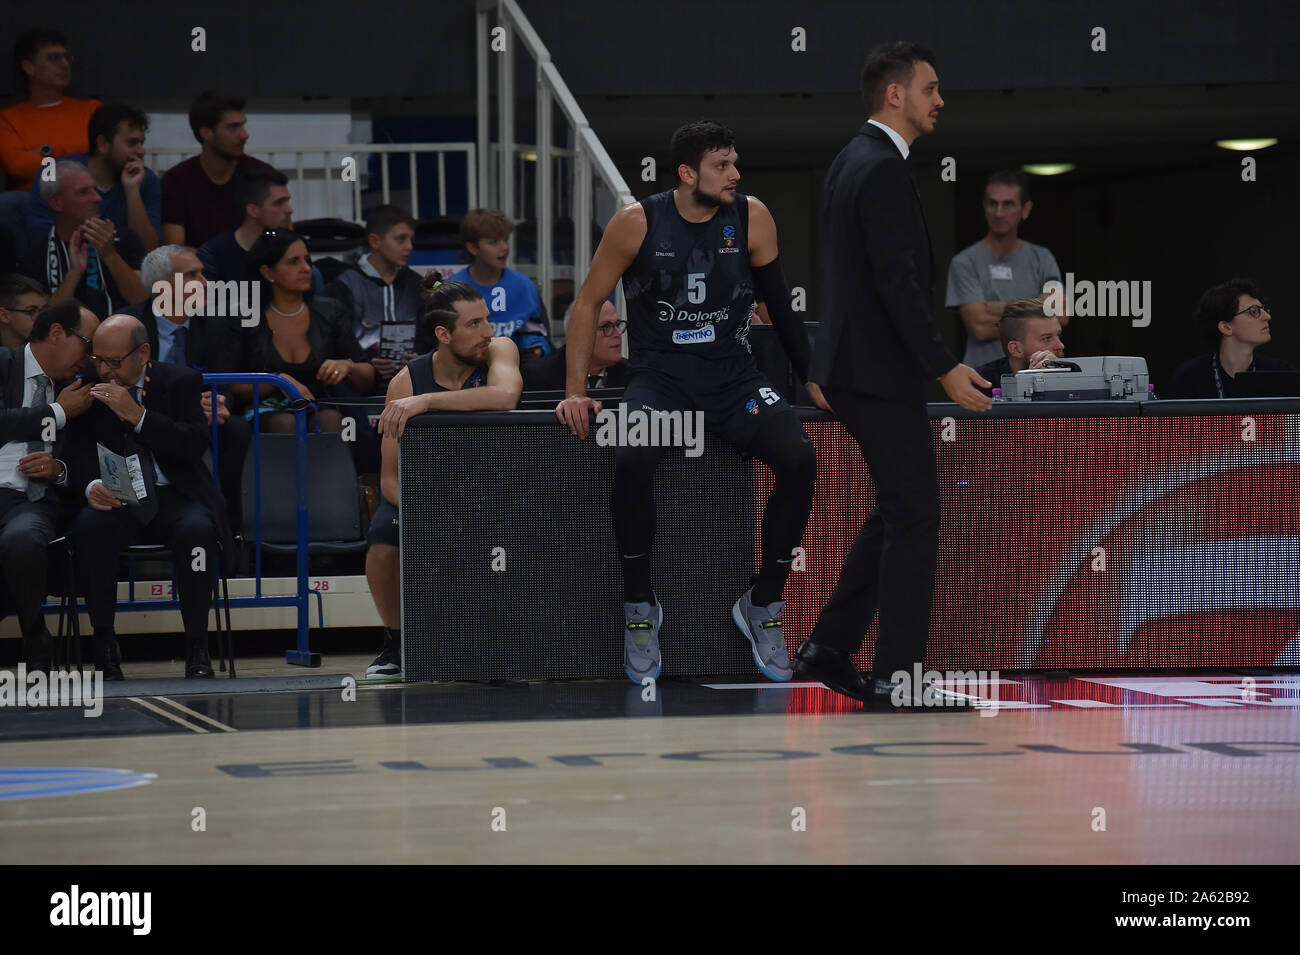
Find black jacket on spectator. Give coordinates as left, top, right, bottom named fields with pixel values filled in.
left=1165, top=352, right=1293, bottom=399
left=242, top=295, right=367, bottom=392
left=809, top=122, right=956, bottom=401
left=975, top=356, right=1012, bottom=396
left=521, top=344, right=632, bottom=391
left=65, top=360, right=236, bottom=560
left=0, top=344, right=76, bottom=479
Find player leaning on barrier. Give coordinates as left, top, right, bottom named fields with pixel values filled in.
left=558, top=119, right=829, bottom=686
left=363, top=281, right=523, bottom=680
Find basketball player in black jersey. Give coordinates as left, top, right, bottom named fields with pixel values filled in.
left=558, top=119, right=829, bottom=684
left=363, top=281, right=523, bottom=679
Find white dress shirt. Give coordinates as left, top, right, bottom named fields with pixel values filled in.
left=0, top=345, right=68, bottom=493
left=867, top=118, right=910, bottom=159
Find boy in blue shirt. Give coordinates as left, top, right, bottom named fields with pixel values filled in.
left=448, top=208, right=552, bottom=359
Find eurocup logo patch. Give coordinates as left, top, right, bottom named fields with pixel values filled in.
left=745, top=397, right=760, bottom=415
left=720, top=223, right=738, bottom=252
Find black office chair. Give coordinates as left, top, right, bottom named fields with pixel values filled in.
left=119, top=541, right=236, bottom=677
left=241, top=433, right=370, bottom=561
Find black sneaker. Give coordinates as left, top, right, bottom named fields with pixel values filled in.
left=364, top=633, right=402, bottom=681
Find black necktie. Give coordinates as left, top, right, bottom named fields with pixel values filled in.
left=124, top=384, right=159, bottom=524
left=26, top=374, right=51, bottom=502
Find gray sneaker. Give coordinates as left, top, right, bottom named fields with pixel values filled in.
left=624, top=598, right=664, bottom=684
left=732, top=588, right=793, bottom=682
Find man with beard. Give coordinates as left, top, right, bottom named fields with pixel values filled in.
left=363, top=280, right=523, bottom=680
left=557, top=119, right=829, bottom=685
left=797, top=42, right=989, bottom=708
left=26, top=103, right=160, bottom=253
left=160, top=92, right=272, bottom=249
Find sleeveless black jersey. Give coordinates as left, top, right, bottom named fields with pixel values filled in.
left=408, top=352, right=488, bottom=394
left=622, top=189, right=755, bottom=361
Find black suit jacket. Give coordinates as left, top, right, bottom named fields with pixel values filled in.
left=521, top=345, right=632, bottom=391
left=66, top=360, right=236, bottom=558
left=0, top=344, right=78, bottom=506
left=810, top=122, right=957, bottom=401
left=122, top=298, right=244, bottom=377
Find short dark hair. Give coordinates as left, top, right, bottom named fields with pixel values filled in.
left=999, top=297, right=1049, bottom=353
left=1195, top=278, right=1262, bottom=348
left=239, top=166, right=289, bottom=212
left=860, top=41, right=936, bottom=114
left=30, top=300, right=83, bottom=343
left=986, top=170, right=1031, bottom=205
left=14, top=28, right=67, bottom=87
left=367, top=204, right=415, bottom=239
left=88, top=104, right=149, bottom=156
left=670, top=119, right=735, bottom=180
left=188, top=91, right=246, bottom=143
left=422, top=280, right=483, bottom=335
left=0, top=273, right=47, bottom=309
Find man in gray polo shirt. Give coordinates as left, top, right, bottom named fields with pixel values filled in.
left=945, top=170, right=1063, bottom=369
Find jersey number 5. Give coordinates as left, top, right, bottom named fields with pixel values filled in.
left=759, top=387, right=780, bottom=406
left=686, top=272, right=706, bottom=304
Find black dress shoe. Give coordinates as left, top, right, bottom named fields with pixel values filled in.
left=793, top=639, right=868, bottom=702
left=92, top=639, right=125, bottom=681
left=185, top=644, right=214, bottom=679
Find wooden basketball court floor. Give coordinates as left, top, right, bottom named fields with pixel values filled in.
left=1, top=658, right=1298, bottom=865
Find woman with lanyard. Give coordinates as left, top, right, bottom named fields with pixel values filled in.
left=234, top=229, right=375, bottom=433
left=1166, top=278, right=1291, bottom=399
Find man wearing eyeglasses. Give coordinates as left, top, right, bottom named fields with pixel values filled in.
left=1166, top=278, right=1293, bottom=399
left=0, top=300, right=97, bottom=673
left=65, top=314, right=235, bottom=680
left=522, top=300, right=631, bottom=391
left=0, top=274, right=48, bottom=349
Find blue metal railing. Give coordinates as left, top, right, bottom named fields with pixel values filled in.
left=44, top=373, right=326, bottom=668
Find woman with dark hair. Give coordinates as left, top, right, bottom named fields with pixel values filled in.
left=237, top=229, right=374, bottom=432
left=1166, top=278, right=1291, bottom=399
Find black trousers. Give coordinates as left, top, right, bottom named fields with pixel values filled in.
left=72, top=485, right=219, bottom=645
left=810, top=390, right=940, bottom=681
left=215, top=415, right=252, bottom=533
left=0, top=489, right=62, bottom=638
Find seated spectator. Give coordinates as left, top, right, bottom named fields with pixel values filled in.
left=324, top=205, right=422, bottom=391
left=0, top=29, right=100, bottom=256
left=0, top=274, right=49, bottom=348
left=974, top=296, right=1065, bottom=394
left=0, top=299, right=98, bottom=672
left=160, top=92, right=272, bottom=249
left=448, top=208, right=553, bottom=360
left=523, top=299, right=631, bottom=390
left=364, top=280, right=523, bottom=680
left=27, top=103, right=160, bottom=253
left=1166, top=278, right=1292, bottom=398
left=19, top=161, right=147, bottom=318
left=238, top=229, right=374, bottom=433
left=121, top=244, right=252, bottom=530
left=196, top=167, right=325, bottom=294
left=67, top=314, right=234, bottom=680
left=946, top=171, right=1063, bottom=370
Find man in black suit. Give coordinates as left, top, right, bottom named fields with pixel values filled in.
left=123, top=243, right=251, bottom=531
left=0, top=301, right=98, bottom=670
left=522, top=300, right=632, bottom=391
left=67, top=314, right=234, bottom=679
left=795, top=42, right=992, bottom=707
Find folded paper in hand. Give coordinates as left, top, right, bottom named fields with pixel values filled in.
left=97, top=442, right=147, bottom=505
